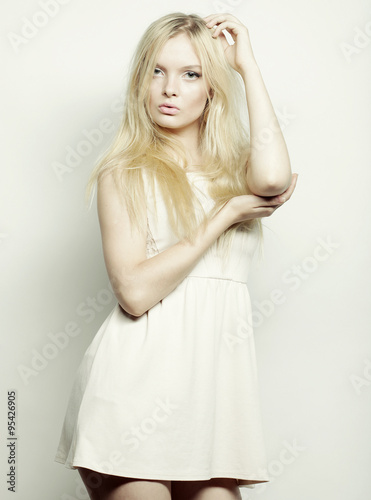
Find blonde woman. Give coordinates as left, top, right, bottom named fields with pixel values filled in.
left=55, top=12, right=297, bottom=500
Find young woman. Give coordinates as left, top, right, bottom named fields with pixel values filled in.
left=55, top=12, right=297, bottom=500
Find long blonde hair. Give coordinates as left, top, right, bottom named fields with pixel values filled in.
left=85, top=12, right=261, bottom=251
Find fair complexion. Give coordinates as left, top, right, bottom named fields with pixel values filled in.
left=78, top=467, right=243, bottom=500
left=148, top=33, right=210, bottom=168
left=203, top=13, right=293, bottom=196
left=91, top=16, right=297, bottom=499
left=98, top=170, right=296, bottom=317
left=98, top=15, right=298, bottom=318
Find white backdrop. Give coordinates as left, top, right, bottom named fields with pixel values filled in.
left=1, top=0, right=370, bottom=498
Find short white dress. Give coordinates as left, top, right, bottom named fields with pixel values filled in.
left=54, top=171, right=270, bottom=489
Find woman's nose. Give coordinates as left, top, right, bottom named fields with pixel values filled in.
left=162, top=77, right=178, bottom=97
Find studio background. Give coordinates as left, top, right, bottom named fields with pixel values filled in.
left=1, top=0, right=370, bottom=498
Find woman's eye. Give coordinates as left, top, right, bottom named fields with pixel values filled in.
left=153, top=68, right=201, bottom=79
left=185, top=71, right=201, bottom=79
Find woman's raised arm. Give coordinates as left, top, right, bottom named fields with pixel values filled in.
left=97, top=172, right=297, bottom=317
left=203, top=14, right=292, bottom=196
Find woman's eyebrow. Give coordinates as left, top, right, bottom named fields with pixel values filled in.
left=155, top=63, right=202, bottom=71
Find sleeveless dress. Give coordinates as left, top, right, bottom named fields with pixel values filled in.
left=54, top=171, right=270, bottom=489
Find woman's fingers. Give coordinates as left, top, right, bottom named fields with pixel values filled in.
left=203, top=13, right=240, bottom=25
left=206, top=21, right=240, bottom=39
left=203, top=14, right=245, bottom=38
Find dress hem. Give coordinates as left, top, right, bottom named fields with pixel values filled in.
left=54, top=456, right=269, bottom=489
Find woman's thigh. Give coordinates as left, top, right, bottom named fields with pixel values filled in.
left=77, top=467, right=171, bottom=500
left=171, top=477, right=242, bottom=500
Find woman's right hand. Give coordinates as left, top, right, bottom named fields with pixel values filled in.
left=225, top=173, right=298, bottom=225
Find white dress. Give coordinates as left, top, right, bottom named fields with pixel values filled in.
left=54, top=171, right=270, bottom=489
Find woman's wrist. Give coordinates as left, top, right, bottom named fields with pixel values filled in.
left=219, top=199, right=239, bottom=228
left=238, top=56, right=260, bottom=81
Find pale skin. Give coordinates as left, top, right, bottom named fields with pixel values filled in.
left=78, top=12, right=297, bottom=500
left=204, top=13, right=293, bottom=195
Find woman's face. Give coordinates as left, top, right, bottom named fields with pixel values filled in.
left=148, top=33, right=209, bottom=135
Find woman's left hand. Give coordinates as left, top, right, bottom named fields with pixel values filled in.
left=203, top=13, right=255, bottom=74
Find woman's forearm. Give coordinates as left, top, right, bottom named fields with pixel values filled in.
left=240, top=56, right=292, bottom=196
left=115, top=174, right=297, bottom=317
left=117, top=204, right=233, bottom=317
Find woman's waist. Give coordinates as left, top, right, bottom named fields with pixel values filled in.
left=186, top=257, right=251, bottom=284
left=185, top=273, right=247, bottom=285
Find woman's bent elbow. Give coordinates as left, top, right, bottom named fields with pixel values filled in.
left=116, top=288, right=148, bottom=317
left=250, top=175, right=292, bottom=197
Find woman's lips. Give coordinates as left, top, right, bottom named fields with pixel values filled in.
left=159, top=105, right=179, bottom=115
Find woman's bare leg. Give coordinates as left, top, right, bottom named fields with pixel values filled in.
left=171, top=477, right=242, bottom=500
left=77, top=467, right=171, bottom=500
